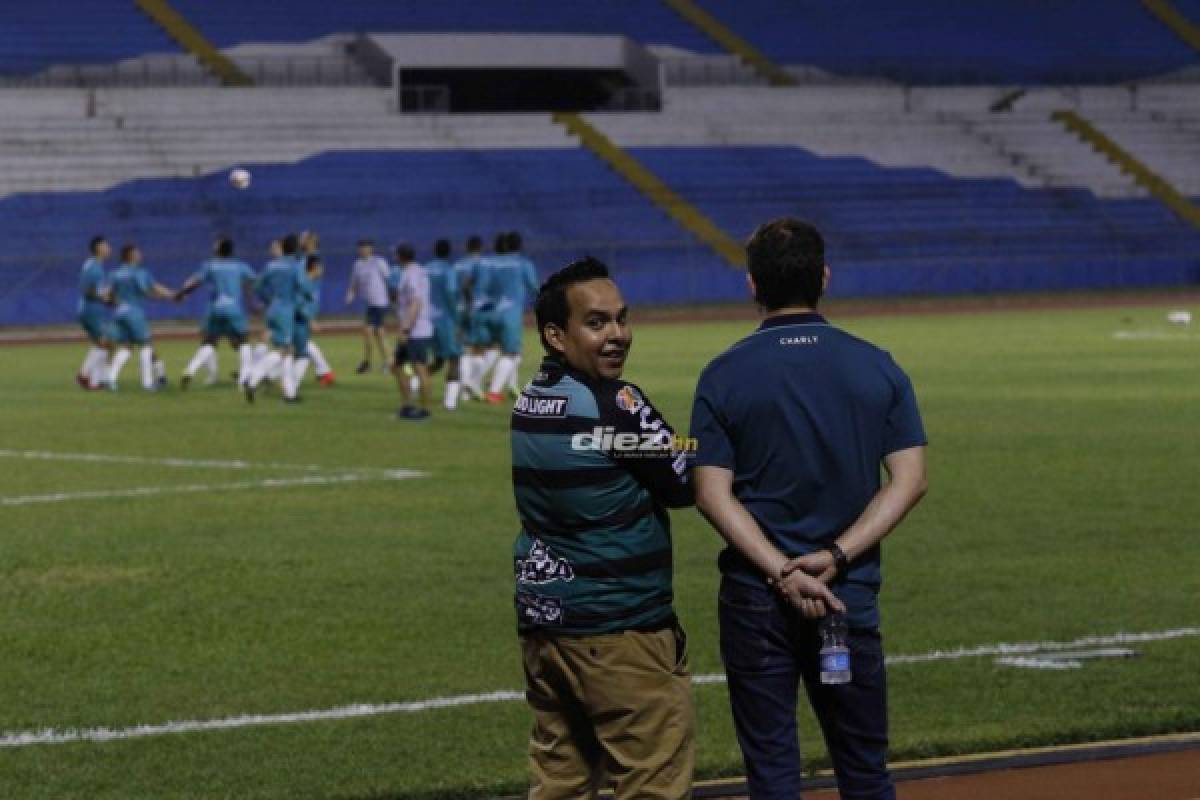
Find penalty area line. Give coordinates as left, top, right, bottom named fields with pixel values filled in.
left=2, top=627, right=1197, bottom=748
left=0, top=449, right=331, bottom=473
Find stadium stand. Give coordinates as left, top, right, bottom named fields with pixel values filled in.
left=696, top=0, right=1200, bottom=84
left=0, top=3, right=179, bottom=78
left=168, top=0, right=720, bottom=54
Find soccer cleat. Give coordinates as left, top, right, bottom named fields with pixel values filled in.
left=76, top=373, right=90, bottom=390
left=397, top=405, right=430, bottom=421
left=484, top=391, right=506, bottom=405
left=317, top=371, right=336, bottom=387
left=180, top=374, right=192, bottom=391
left=283, top=395, right=303, bottom=404
left=355, top=360, right=370, bottom=374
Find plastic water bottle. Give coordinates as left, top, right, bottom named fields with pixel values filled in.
left=819, top=613, right=852, bottom=685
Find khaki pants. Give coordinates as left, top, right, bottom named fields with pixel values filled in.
left=521, top=626, right=695, bottom=800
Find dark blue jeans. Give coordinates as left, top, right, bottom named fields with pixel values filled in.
left=718, top=576, right=894, bottom=800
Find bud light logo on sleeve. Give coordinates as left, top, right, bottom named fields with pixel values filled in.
left=514, top=393, right=568, bottom=418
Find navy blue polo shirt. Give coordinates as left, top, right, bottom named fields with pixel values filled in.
left=689, top=312, right=926, bottom=628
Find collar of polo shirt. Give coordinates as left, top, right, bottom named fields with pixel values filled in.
left=758, top=311, right=827, bottom=331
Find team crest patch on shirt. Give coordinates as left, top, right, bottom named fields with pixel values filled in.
left=514, top=393, right=569, bottom=418
left=516, top=592, right=564, bottom=626
left=516, top=539, right=575, bottom=584
left=615, top=385, right=645, bottom=414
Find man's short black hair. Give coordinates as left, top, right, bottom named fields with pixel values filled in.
left=215, top=237, right=234, bottom=258
left=120, top=243, right=137, bottom=262
left=494, top=233, right=509, bottom=255
left=534, top=256, right=611, bottom=353
left=395, top=243, right=415, bottom=263
left=281, top=233, right=299, bottom=256
left=745, top=217, right=826, bottom=311
left=466, top=235, right=482, bottom=253
left=434, top=238, right=451, bottom=259
left=306, top=254, right=322, bottom=271
left=508, top=231, right=523, bottom=252
left=89, top=235, right=106, bottom=255
left=357, top=238, right=374, bottom=248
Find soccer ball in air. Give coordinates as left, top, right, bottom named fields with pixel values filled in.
left=229, top=168, right=252, bottom=190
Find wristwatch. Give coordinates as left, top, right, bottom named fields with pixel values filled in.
left=824, top=543, right=849, bottom=578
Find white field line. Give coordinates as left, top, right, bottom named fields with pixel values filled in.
left=0, top=449, right=328, bottom=472
left=0, top=449, right=425, bottom=506
left=2, top=627, right=1196, bottom=749
left=1, top=471, right=425, bottom=507
left=994, top=656, right=1082, bottom=670
left=1111, top=330, right=1199, bottom=341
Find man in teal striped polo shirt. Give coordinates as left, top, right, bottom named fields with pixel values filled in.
left=510, top=257, right=696, bottom=799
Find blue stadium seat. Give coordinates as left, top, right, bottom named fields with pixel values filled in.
left=168, top=0, right=719, bottom=53
left=0, top=3, right=177, bottom=77
left=2, top=145, right=1198, bottom=327
left=696, top=0, right=1199, bottom=84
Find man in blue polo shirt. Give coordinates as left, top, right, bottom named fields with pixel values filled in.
left=690, top=217, right=928, bottom=800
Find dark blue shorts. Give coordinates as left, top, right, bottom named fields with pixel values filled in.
left=394, top=337, right=432, bottom=366
left=365, top=306, right=388, bottom=328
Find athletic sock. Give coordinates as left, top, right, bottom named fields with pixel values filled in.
left=108, top=348, right=131, bottom=387
left=237, top=344, right=253, bottom=385
left=445, top=380, right=461, bottom=411
left=281, top=355, right=297, bottom=399
left=293, top=357, right=311, bottom=386
left=508, top=355, right=522, bottom=393
left=80, top=347, right=103, bottom=378
left=480, top=349, right=500, bottom=380
left=80, top=347, right=105, bottom=385
left=139, top=347, right=155, bottom=390
left=249, top=351, right=281, bottom=389
left=307, top=341, right=331, bottom=376
left=153, top=357, right=166, bottom=382
left=185, top=344, right=215, bottom=378
left=88, top=351, right=109, bottom=387
left=203, top=348, right=219, bottom=384
left=489, top=356, right=517, bottom=396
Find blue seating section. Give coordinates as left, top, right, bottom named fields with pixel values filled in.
left=168, top=0, right=719, bottom=53
left=631, top=146, right=1200, bottom=296
left=0, top=3, right=177, bottom=77
left=697, top=0, right=1199, bottom=84
left=2, top=146, right=1198, bottom=327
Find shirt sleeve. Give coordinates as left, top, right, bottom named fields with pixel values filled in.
left=689, top=367, right=736, bottom=470
left=883, top=359, right=927, bottom=455
left=597, top=381, right=695, bottom=509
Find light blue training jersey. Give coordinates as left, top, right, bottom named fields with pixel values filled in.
left=78, top=257, right=107, bottom=313
left=193, top=258, right=256, bottom=314
left=484, top=253, right=539, bottom=313
left=108, top=264, right=156, bottom=311
left=256, top=257, right=302, bottom=312
left=423, top=258, right=458, bottom=322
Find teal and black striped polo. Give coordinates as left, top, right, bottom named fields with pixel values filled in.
left=511, top=356, right=694, bottom=636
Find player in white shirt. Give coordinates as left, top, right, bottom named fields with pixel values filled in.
left=389, top=244, right=434, bottom=420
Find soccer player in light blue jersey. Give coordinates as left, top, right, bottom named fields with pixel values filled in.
left=424, top=238, right=463, bottom=410
left=453, top=234, right=485, bottom=398
left=298, top=231, right=335, bottom=386
left=76, top=235, right=113, bottom=390
left=289, top=253, right=324, bottom=397
left=462, top=233, right=507, bottom=399
left=483, top=230, right=539, bottom=404
left=104, top=244, right=175, bottom=391
left=245, top=233, right=305, bottom=403
left=175, top=236, right=257, bottom=389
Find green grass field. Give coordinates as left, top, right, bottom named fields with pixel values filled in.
left=2, top=303, right=1199, bottom=799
